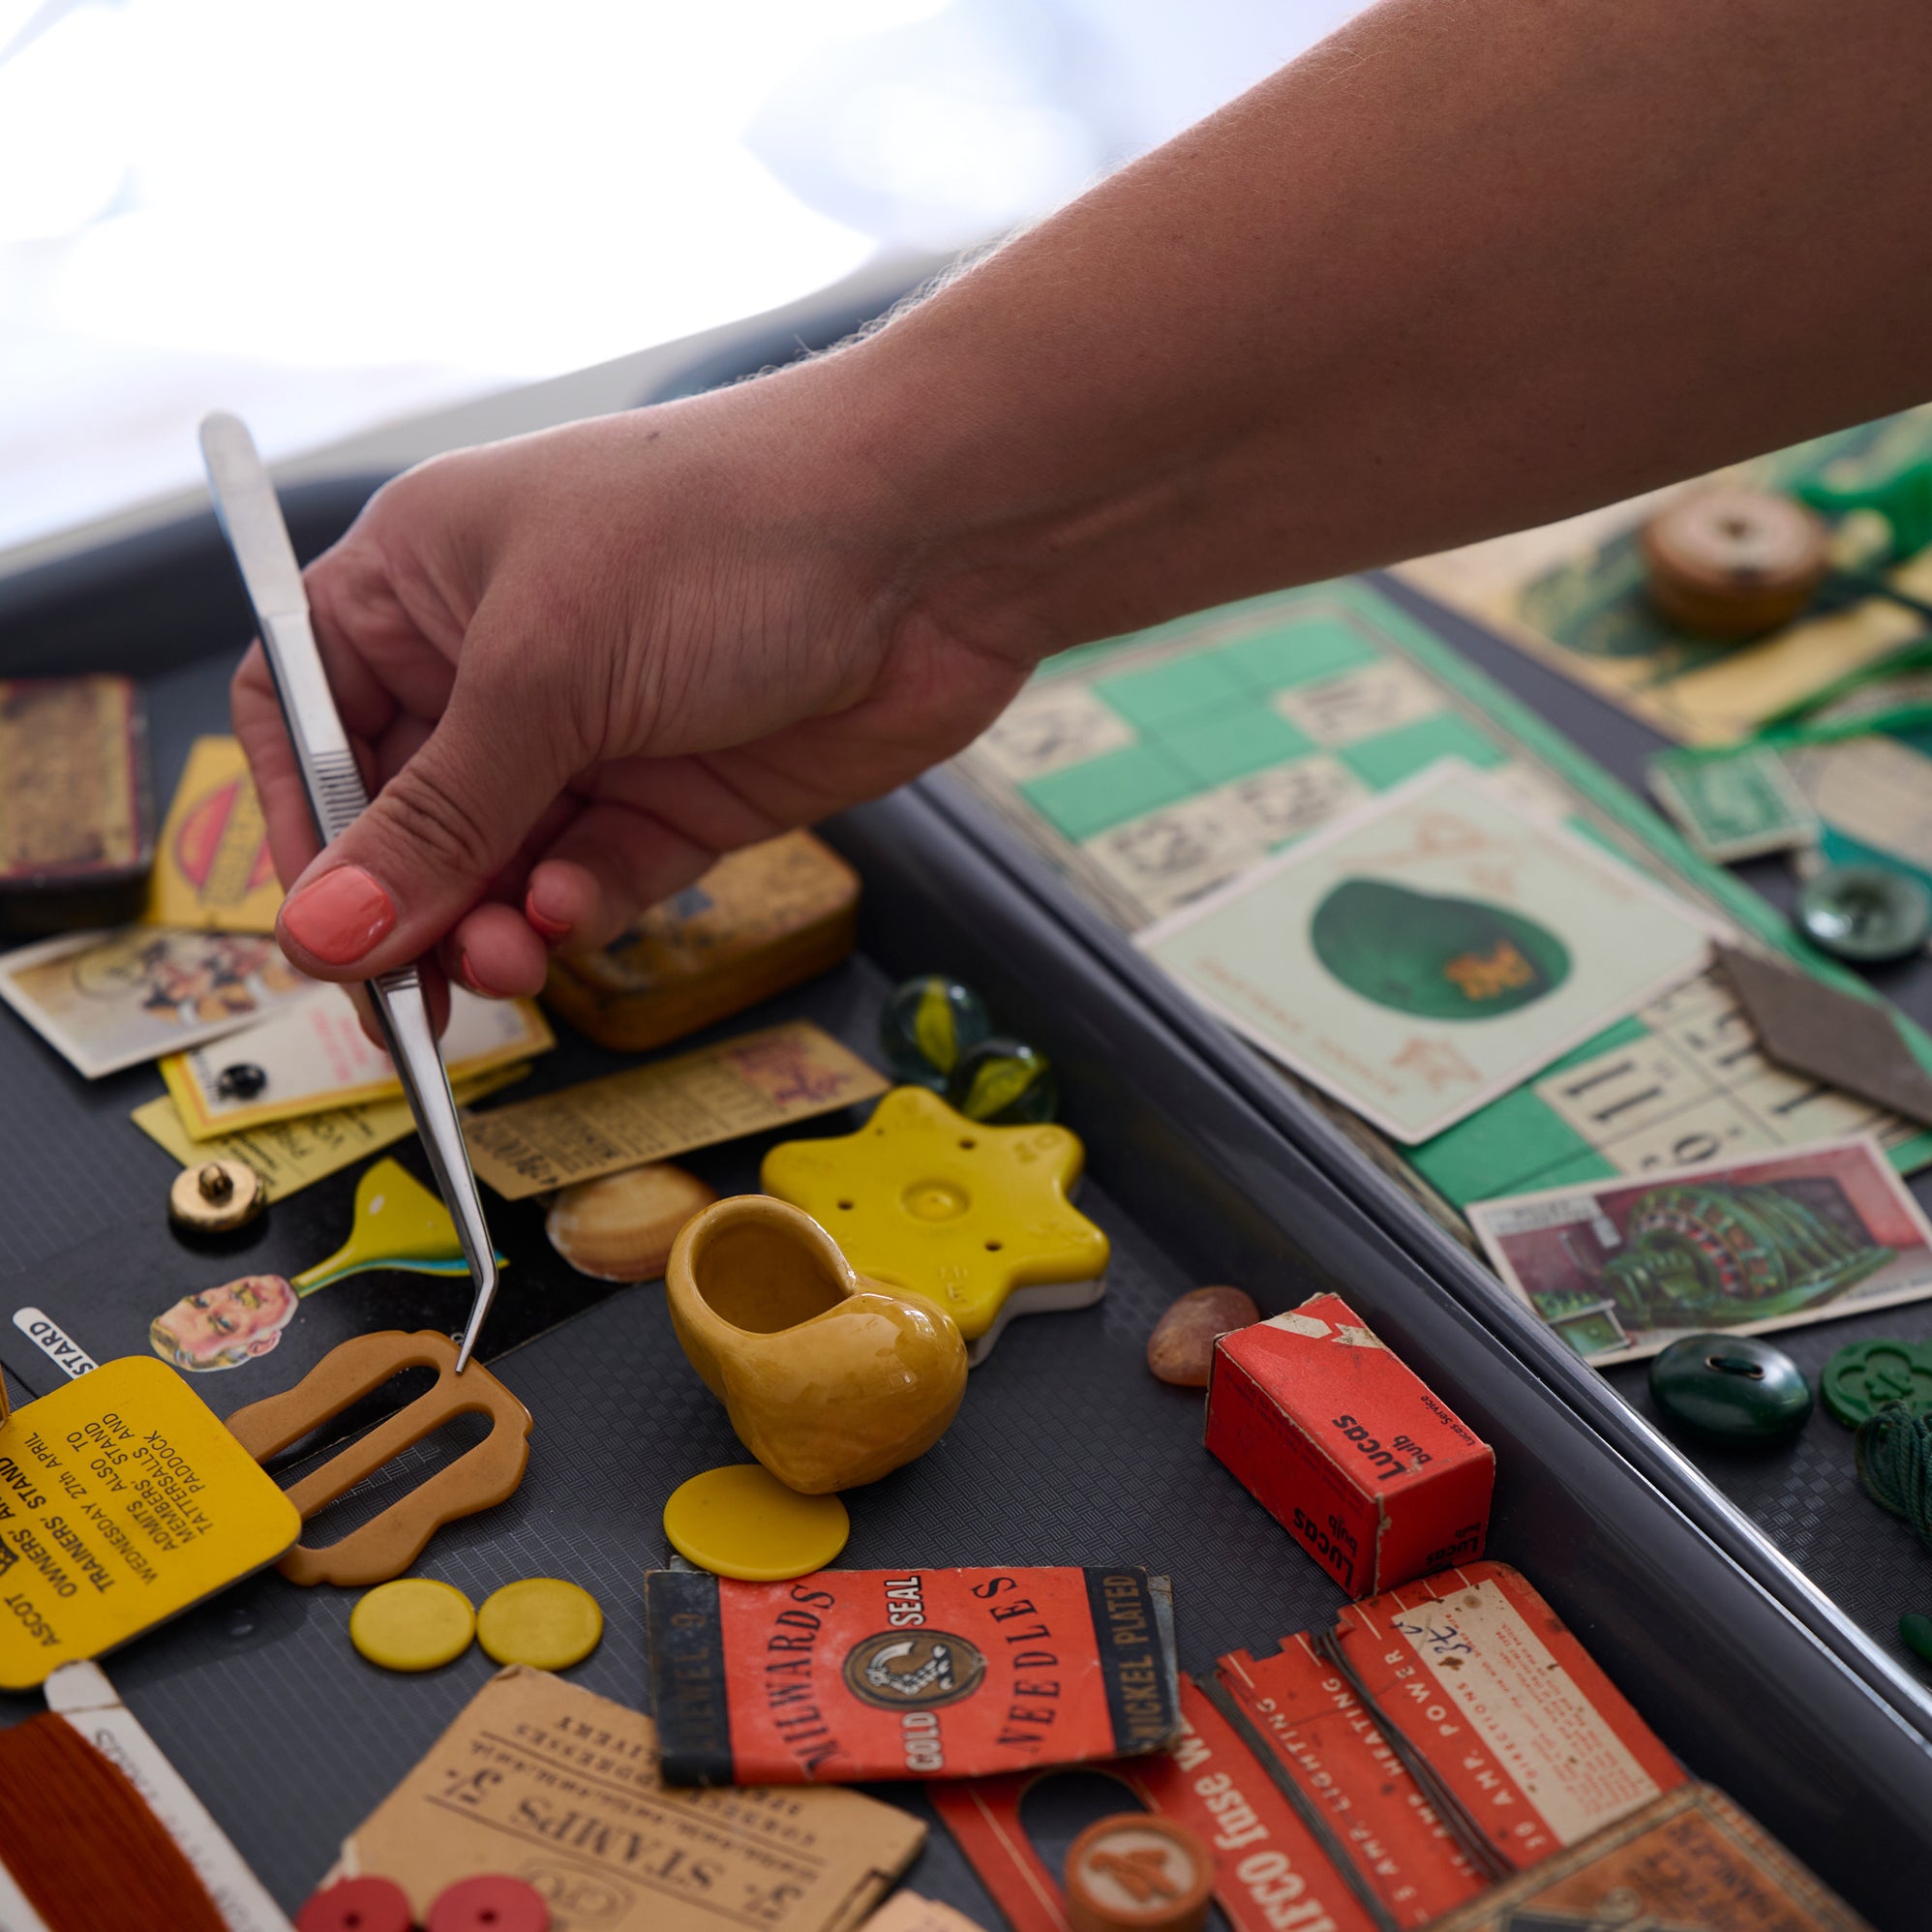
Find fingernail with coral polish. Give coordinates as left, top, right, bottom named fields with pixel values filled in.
left=281, top=866, right=396, bottom=966
left=455, top=951, right=497, bottom=998
left=525, top=892, right=571, bottom=943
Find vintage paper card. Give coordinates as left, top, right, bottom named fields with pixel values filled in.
left=1468, top=1133, right=1932, bottom=1362
left=1137, top=765, right=1717, bottom=1142
left=131, top=1063, right=529, bottom=1203
left=465, top=1019, right=889, bottom=1200
left=160, top=984, right=553, bottom=1137
left=1425, top=1784, right=1871, bottom=1932
left=338, top=1665, right=924, bottom=1932
left=142, top=736, right=282, bottom=934
left=0, top=1357, right=300, bottom=1688
left=0, top=928, right=314, bottom=1078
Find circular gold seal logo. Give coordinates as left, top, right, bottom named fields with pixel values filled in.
left=842, top=1630, right=986, bottom=1709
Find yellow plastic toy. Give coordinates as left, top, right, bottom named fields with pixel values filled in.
left=761, top=1085, right=1110, bottom=1363
left=293, top=1158, right=485, bottom=1295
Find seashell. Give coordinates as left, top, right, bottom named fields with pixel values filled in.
left=1148, top=1285, right=1259, bottom=1387
left=546, top=1162, right=718, bottom=1282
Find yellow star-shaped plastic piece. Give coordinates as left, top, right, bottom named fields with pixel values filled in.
left=761, top=1085, right=1110, bottom=1361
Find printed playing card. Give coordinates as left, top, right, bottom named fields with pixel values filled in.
left=160, top=982, right=553, bottom=1136
left=1136, top=763, right=1719, bottom=1142
left=1468, top=1132, right=1932, bottom=1363
left=0, top=926, right=315, bottom=1078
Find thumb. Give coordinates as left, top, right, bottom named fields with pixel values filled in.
left=275, top=670, right=574, bottom=981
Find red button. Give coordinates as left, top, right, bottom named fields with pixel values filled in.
left=426, top=1874, right=551, bottom=1932
left=296, top=1876, right=414, bottom=1932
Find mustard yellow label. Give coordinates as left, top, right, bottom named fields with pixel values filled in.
left=0, top=1357, right=300, bottom=1688
left=144, top=735, right=284, bottom=932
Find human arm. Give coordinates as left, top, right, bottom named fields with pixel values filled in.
left=237, top=0, right=1932, bottom=1003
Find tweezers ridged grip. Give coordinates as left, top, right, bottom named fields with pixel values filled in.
left=308, top=748, right=373, bottom=850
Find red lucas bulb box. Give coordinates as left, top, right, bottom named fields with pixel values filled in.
left=1204, top=1292, right=1493, bottom=1597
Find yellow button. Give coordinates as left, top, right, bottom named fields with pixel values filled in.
left=761, top=1085, right=1109, bottom=1343
left=348, top=1578, right=475, bottom=1673
left=476, top=1578, right=604, bottom=1671
left=663, top=1464, right=850, bottom=1581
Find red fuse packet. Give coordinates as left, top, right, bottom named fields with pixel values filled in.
left=1205, top=1294, right=1493, bottom=1596
left=1332, top=1562, right=1685, bottom=1872
left=645, top=1567, right=1179, bottom=1786
left=1212, top=1635, right=1487, bottom=1926
left=930, top=1675, right=1381, bottom=1932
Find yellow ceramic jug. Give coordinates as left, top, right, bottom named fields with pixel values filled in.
left=666, top=1195, right=967, bottom=1494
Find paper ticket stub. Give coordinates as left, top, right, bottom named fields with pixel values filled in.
left=338, top=1666, right=924, bottom=1932
left=130, top=1064, right=529, bottom=1203
left=928, top=1675, right=1380, bottom=1932
left=0, top=1358, right=299, bottom=1689
left=1425, top=1783, right=1872, bottom=1932
left=143, top=736, right=282, bottom=934
left=466, top=1020, right=889, bottom=1200
left=1212, top=1635, right=1486, bottom=1926
left=162, top=984, right=553, bottom=1138
left=646, top=1566, right=1179, bottom=1786
left=1332, top=1562, right=1683, bottom=1872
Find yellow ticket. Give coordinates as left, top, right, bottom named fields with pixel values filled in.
left=143, top=736, right=283, bottom=933
left=0, top=1357, right=300, bottom=1689
left=132, top=1064, right=529, bottom=1202
left=465, top=1019, right=888, bottom=1199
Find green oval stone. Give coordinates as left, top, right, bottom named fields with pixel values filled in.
left=1648, top=1333, right=1813, bottom=1445
left=1796, top=864, right=1932, bottom=964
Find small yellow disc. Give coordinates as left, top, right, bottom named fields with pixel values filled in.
left=348, top=1578, right=475, bottom=1673
left=663, top=1464, right=850, bottom=1582
left=476, top=1578, right=605, bottom=1670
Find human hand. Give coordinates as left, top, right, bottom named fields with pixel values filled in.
left=233, top=374, right=1035, bottom=1017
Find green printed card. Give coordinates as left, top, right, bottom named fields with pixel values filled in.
left=1136, top=766, right=1717, bottom=1143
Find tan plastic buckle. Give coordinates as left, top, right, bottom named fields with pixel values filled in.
left=226, top=1329, right=531, bottom=1587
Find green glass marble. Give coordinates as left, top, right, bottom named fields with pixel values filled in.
left=946, top=1037, right=1059, bottom=1125
left=1821, top=1337, right=1932, bottom=1427
left=1648, top=1333, right=1812, bottom=1445
left=879, top=975, right=991, bottom=1088
left=1796, top=864, right=1932, bottom=964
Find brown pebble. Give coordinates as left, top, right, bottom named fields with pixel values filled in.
left=547, top=1162, right=718, bottom=1281
left=1148, top=1286, right=1260, bottom=1387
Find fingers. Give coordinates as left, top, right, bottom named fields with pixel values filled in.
left=273, top=622, right=579, bottom=983
left=231, top=645, right=326, bottom=891
left=521, top=801, right=719, bottom=954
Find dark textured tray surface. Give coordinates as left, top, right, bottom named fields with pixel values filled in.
left=0, top=649, right=1354, bottom=1918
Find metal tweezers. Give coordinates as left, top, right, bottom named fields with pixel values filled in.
left=199, top=412, right=498, bottom=1370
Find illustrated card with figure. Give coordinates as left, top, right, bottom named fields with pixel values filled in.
left=1469, top=1133, right=1932, bottom=1363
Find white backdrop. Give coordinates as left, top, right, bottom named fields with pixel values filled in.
left=0, top=0, right=1363, bottom=553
